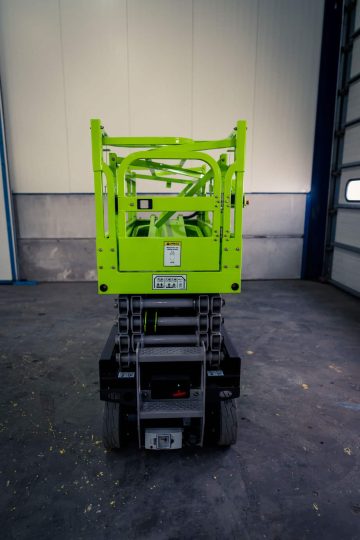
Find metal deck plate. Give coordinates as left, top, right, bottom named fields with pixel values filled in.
left=140, top=395, right=203, bottom=419
left=138, top=346, right=204, bottom=362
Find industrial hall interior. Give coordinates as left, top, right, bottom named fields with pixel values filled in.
left=0, top=1, right=359, bottom=539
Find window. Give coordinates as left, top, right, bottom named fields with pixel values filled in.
left=345, top=179, right=360, bottom=202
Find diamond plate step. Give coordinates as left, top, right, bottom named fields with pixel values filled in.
left=140, top=394, right=203, bottom=419
left=138, top=346, right=204, bottom=362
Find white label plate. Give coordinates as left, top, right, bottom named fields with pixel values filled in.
left=164, top=241, right=181, bottom=266
left=207, top=370, right=224, bottom=377
left=118, top=372, right=135, bottom=379
left=152, top=274, right=187, bottom=290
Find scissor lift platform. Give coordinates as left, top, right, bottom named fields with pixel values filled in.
left=91, top=120, right=246, bottom=449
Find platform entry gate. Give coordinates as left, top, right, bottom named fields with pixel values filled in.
left=325, top=0, right=360, bottom=295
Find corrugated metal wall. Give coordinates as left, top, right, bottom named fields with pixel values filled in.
left=0, top=0, right=324, bottom=281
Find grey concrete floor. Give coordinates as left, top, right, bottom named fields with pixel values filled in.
left=0, top=280, right=359, bottom=540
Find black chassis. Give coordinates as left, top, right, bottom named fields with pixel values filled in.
left=99, top=325, right=241, bottom=409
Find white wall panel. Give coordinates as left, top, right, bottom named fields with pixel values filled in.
left=346, top=80, right=360, bottom=123
left=243, top=194, right=305, bottom=236
left=350, top=37, right=360, bottom=78
left=0, top=0, right=69, bottom=193
left=15, top=193, right=306, bottom=238
left=15, top=194, right=95, bottom=239
left=0, top=0, right=325, bottom=281
left=127, top=0, right=192, bottom=136
left=15, top=192, right=306, bottom=240
left=14, top=192, right=305, bottom=280
left=356, top=2, right=360, bottom=32
left=342, top=124, right=360, bottom=164
left=331, top=248, right=360, bottom=294
left=356, top=1, right=360, bottom=32
left=59, top=0, right=129, bottom=193
left=334, top=209, right=360, bottom=249
left=0, top=0, right=324, bottom=195
left=242, top=237, right=303, bottom=279
left=192, top=0, right=257, bottom=190
left=16, top=235, right=303, bottom=281
left=252, top=0, right=323, bottom=193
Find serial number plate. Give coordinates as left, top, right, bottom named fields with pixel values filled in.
left=118, top=372, right=135, bottom=379
left=152, top=275, right=187, bottom=290
left=207, top=370, right=224, bottom=377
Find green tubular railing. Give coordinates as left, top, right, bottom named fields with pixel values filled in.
left=91, top=119, right=246, bottom=295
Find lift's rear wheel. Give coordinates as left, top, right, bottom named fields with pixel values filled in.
left=218, top=399, right=238, bottom=446
left=102, top=398, right=122, bottom=450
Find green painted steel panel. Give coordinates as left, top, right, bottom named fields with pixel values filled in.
left=91, top=119, right=247, bottom=295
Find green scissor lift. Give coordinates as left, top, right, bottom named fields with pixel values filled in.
left=91, top=119, right=246, bottom=450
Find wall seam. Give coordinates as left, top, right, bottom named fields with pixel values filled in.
left=190, top=0, right=194, bottom=138
left=17, top=235, right=304, bottom=240
left=12, top=191, right=309, bottom=196
left=125, top=0, right=132, bottom=135
left=249, top=0, right=260, bottom=194
left=57, top=0, right=71, bottom=192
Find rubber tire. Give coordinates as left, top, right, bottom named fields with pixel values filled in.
left=102, top=399, right=122, bottom=450
left=218, top=399, right=238, bottom=446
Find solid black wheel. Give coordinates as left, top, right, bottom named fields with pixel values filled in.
left=102, top=399, right=122, bottom=450
left=218, top=399, right=238, bottom=446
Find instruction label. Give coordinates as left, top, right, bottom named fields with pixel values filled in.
left=152, top=275, right=187, bottom=290
left=164, top=241, right=181, bottom=267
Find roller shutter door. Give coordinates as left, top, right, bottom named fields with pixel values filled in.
left=325, top=0, right=360, bottom=295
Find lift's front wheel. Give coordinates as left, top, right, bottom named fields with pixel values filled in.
left=218, top=399, right=238, bottom=446
left=102, top=399, right=122, bottom=450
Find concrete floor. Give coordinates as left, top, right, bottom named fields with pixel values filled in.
left=0, top=281, right=359, bottom=540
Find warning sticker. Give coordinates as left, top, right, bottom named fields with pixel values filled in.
left=164, top=241, right=181, bottom=267
left=153, top=275, right=187, bottom=290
